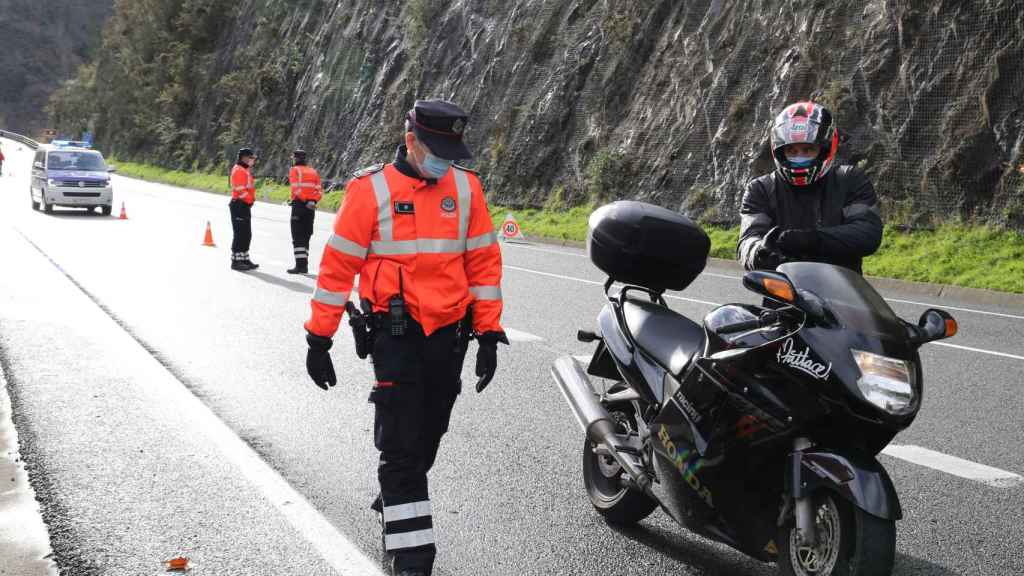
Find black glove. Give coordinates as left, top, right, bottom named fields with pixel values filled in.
left=752, top=242, right=784, bottom=270
left=305, top=333, right=337, bottom=391
left=776, top=229, right=819, bottom=257
left=474, top=331, right=509, bottom=393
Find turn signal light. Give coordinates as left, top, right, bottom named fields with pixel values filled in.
left=764, top=278, right=795, bottom=303
left=945, top=318, right=958, bottom=338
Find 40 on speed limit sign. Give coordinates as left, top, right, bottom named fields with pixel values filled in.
left=501, top=213, right=525, bottom=241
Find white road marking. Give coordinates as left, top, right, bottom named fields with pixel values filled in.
left=0, top=367, right=58, bottom=576
left=930, top=341, right=1024, bottom=361
left=882, top=445, right=1023, bottom=488
left=504, top=243, right=1024, bottom=322
left=573, top=355, right=593, bottom=365
left=884, top=298, right=1024, bottom=321
left=503, top=264, right=1024, bottom=361
left=505, top=327, right=545, bottom=343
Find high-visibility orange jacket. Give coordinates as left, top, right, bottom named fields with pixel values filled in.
left=305, top=162, right=503, bottom=338
left=230, top=164, right=255, bottom=205
left=289, top=165, right=323, bottom=202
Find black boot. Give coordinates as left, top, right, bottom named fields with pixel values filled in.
left=391, top=557, right=427, bottom=576
left=230, top=253, right=249, bottom=271
left=242, top=252, right=259, bottom=270
left=287, top=258, right=308, bottom=274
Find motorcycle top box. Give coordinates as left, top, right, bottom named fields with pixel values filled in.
left=587, top=200, right=710, bottom=292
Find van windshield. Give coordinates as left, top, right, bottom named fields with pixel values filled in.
left=47, top=151, right=106, bottom=171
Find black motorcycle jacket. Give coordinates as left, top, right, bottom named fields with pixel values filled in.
left=737, top=165, right=883, bottom=274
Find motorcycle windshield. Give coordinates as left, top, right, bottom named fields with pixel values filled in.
left=779, top=262, right=906, bottom=340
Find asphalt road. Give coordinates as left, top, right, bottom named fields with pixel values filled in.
left=1, top=139, right=1022, bottom=576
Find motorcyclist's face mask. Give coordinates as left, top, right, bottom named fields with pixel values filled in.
left=406, top=133, right=452, bottom=180
left=784, top=143, right=821, bottom=167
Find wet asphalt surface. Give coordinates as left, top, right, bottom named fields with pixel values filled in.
left=0, top=140, right=1022, bottom=575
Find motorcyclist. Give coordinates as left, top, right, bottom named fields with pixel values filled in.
left=737, top=101, right=883, bottom=274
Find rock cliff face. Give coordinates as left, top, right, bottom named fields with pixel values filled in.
left=77, top=0, right=1024, bottom=227
left=0, top=0, right=112, bottom=135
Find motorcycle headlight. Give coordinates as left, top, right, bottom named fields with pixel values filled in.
left=852, top=350, right=916, bottom=415
left=48, top=178, right=61, bottom=186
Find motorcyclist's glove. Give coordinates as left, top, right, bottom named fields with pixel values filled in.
left=474, top=331, right=510, bottom=393
left=777, top=229, right=819, bottom=257
left=752, top=242, right=784, bottom=270
left=306, top=333, right=337, bottom=391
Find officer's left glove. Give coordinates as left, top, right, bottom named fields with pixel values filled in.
left=776, top=229, right=819, bottom=257
left=474, top=331, right=510, bottom=393
left=306, top=333, right=337, bottom=391
left=305, top=200, right=317, bottom=211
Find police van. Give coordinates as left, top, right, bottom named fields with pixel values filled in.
left=30, top=143, right=116, bottom=215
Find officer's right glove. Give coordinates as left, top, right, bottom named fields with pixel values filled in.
left=474, top=331, right=510, bottom=393
left=305, top=333, right=337, bottom=391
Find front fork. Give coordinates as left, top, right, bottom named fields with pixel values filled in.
left=790, top=437, right=817, bottom=547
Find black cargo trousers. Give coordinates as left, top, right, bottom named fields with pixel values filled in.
left=369, top=315, right=469, bottom=574
left=289, top=200, right=315, bottom=263
left=229, top=199, right=252, bottom=255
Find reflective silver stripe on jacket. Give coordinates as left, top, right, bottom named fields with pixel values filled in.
left=384, top=528, right=435, bottom=551
left=382, top=500, right=432, bottom=523
left=469, top=285, right=502, bottom=300
left=365, top=167, right=476, bottom=256
left=454, top=168, right=472, bottom=241
left=328, top=234, right=369, bottom=259
left=371, top=171, right=392, bottom=241
left=312, top=287, right=348, bottom=307
left=466, top=231, right=497, bottom=251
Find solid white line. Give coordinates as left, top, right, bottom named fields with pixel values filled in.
left=882, top=445, right=1023, bottom=488
left=503, top=264, right=1024, bottom=362
left=930, top=341, right=1024, bottom=361
left=0, top=367, right=57, bottom=576
left=884, top=298, right=1024, bottom=321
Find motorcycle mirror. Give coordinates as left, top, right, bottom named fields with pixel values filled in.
left=742, top=270, right=796, bottom=304
left=916, top=309, right=957, bottom=343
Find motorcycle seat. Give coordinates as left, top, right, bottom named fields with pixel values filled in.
left=621, top=298, right=705, bottom=376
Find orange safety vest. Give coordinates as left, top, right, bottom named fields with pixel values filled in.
left=289, top=165, right=323, bottom=202
left=230, top=164, right=255, bottom=205
left=305, top=163, right=503, bottom=338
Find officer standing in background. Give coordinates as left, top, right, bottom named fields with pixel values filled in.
left=737, top=101, right=883, bottom=274
left=287, top=149, right=323, bottom=274
left=229, top=147, right=259, bottom=271
left=303, top=99, right=507, bottom=576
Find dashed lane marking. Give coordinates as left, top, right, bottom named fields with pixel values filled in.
left=882, top=445, right=1023, bottom=488
left=503, top=264, right=1024, bottom=362
left=506, top=327, right=545, bottom=343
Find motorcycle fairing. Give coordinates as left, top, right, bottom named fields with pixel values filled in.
left=788, top=448, right=903, bottom=520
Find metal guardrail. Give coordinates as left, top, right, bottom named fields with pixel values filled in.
left=0, top=129, right=40, bottom=150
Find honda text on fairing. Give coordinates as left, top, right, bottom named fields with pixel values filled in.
left=551, top=201, right=957, bottom=576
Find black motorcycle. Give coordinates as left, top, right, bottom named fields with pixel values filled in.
left=552, top=201, right=957, bottom=576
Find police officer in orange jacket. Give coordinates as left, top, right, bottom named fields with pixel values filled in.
left=303, top=99, right=506, bottom=576
left=287, top=149, right=323, bottom=274
left=230, top=147, right=259, bottom=271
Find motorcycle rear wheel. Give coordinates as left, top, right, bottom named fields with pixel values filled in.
left=581, top=409, right=658, bottom=526
left=778, top=491, right=896, bottom=576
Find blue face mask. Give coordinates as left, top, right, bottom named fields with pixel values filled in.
left=788, top=155, right=817, bottom=167
left=421, top=152, right=452, bottom=179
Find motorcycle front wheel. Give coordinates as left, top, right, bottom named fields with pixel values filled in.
left=778, top=491, right=896, bottom=576
left=581, top=407, right=658, bottom=526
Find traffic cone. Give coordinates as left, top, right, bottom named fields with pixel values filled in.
left=202, top=221, right=216, bottom=247
left=118, top=202, right=128, bottom=220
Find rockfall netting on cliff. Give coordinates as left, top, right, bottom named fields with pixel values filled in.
left=54, top=0, right=1024, bottom=228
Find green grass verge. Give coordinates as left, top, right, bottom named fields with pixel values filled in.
left=494, top=206, right=1024, bottom=294
left=110, top=158, right=345, bottom=212
left=109, top=159, right=1023, bottom=294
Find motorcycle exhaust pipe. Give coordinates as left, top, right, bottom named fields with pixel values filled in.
left=551, top=356, right=653, bottom=495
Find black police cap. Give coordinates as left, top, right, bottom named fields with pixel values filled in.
left=408, top=99, right=472, bottom=161
left=237, top=147, right=257, bottom=160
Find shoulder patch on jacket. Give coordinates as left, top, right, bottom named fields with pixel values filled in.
left=352, top=163, right=385, bottom=179
left=453, top=164, right=478, bottom=175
